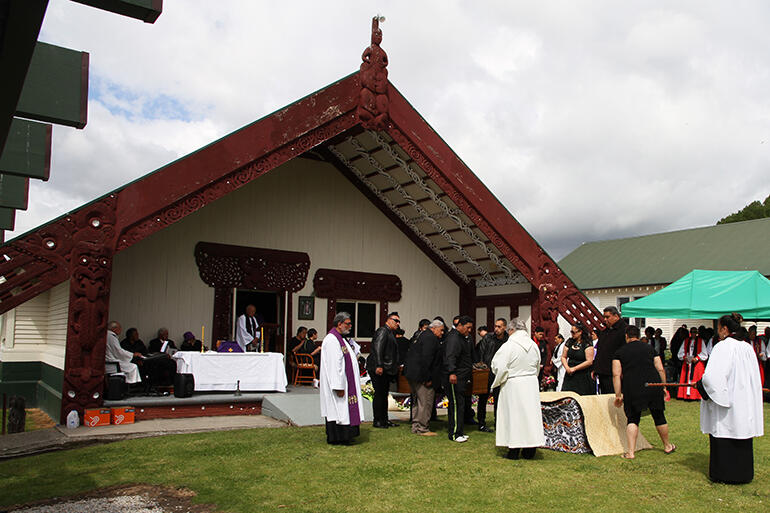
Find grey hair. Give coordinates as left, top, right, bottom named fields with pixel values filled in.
left=107, top=321, right=120, bottom=331
left=333, top=311, right=352, bottom=326
left=508, top=319, right=528, bottom=333
left=429, top=319, right=445, bottom=329
left=158, top=327, right=168, bottom=334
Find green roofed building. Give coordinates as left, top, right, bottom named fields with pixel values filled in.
left=558, top=217, right=770, bottom=339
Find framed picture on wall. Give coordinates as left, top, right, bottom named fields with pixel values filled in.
left=298, top=296, right=314, bottom=320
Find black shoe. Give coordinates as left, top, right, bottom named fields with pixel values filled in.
left=465, top=418, right=478, bottom=425
left=478, top=425, right=493, bottom=433
left=372, top=421, right=388, bottom=429
left=522, top=448, right=536, bottom=460
left=505, top=448, right=520, bottom=460
left=387, top=421, right=399, bottom=427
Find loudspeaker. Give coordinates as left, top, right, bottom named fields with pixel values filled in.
left=174, top=373, right=195, bottom=398
left=105, top=373, right=128, bottom=400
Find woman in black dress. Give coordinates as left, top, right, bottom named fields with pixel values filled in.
left=561, top=324, right=595, bottom=395
left=613, top=324, right=675, bottom=459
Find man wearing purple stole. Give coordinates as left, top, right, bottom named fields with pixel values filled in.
left=319, top=312, right=365, bottom=445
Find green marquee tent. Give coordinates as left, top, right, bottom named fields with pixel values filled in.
left=621, top=269, right=770, bottom=320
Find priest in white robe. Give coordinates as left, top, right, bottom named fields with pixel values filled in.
left=319, top=312, right=365, bottom=445
left=105, top=321, right=142, bottom=384
left=491, top=319, right=545, bottom=460
left=235, top=304, right=260, bottom=351
left=551, top=333, right=566, bottom=392
left=697, top=313, right=764, bottom=484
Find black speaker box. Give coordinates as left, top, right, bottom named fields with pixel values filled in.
left=174, top=373, right=195, bottom=398
left=105, top=373, right=128, bottom=400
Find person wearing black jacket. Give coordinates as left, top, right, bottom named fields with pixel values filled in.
left=366, top=312, right=401, bottom=428
left=404, top=320, right=444, bottom=436
left=444, top=315, right=474, bottom=442
left=474, top=318, right=508, bottom=431
left=594, top=306, right=627, bottom=394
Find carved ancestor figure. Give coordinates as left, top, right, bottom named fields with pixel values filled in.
left=357, top=17, right=389, bottom=130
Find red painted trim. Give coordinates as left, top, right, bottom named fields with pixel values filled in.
left=134, top=402, right=262, bottom=421
left=115, top=74, right=361, bottom=236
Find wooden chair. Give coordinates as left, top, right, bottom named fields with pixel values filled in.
left=293, top=353, right=316, bottom=386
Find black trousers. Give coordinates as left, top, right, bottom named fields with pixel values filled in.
left=446, top=383, right=466, bottom=440
left=709, top=435, right=753, bottom=484
left=597, top=374, right=613, bottom=394
left=370, top=373, right=392, bottom=424
left=477, top=387, right=500, bottom=426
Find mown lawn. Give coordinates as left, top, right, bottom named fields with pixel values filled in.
left=0, top=400, right=768, bottom=512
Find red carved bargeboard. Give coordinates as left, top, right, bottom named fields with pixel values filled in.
left=194, top=242, right=310, bottom=343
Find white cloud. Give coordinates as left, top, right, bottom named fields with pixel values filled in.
left=8, top=1, right=770, bottom=261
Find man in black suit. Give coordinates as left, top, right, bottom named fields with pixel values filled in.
left=594, top=306, right=628, bottom=394
left=404, top=319, right=444, bottom=436
left=444, top=315, right=474, bottom=442
left=366, top=312, right=401, bottom=428
left=474, top=317, right=508, bottom=432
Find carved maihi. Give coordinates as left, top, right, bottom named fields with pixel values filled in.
left=357, top=16, right=389, bottom=130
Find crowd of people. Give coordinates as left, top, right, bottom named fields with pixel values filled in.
left=318, top=307, right=764, bottom=483
left=104, top=321, right=205, bottom=394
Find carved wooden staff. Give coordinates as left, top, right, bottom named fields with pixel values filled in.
left=645, top=382, right=770, bottom=393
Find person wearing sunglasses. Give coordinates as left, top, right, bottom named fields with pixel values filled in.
left=366, top=312, right=401, bottom=428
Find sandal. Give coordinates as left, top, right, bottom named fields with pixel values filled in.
left=664, top=444, right=677, bottom=455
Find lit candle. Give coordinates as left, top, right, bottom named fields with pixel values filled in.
left=201, top=325, right=205, bottom=353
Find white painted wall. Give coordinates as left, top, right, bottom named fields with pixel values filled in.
left=0, top=281, right=69, bottom=368
left=109, top=158, right=460, bottom=344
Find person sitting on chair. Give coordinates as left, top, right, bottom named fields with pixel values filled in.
left=294, top=328, right=321, bottom=371
left=179, top=331, right=203, bottom=352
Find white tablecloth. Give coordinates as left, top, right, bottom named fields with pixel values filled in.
left=172, top=352, right=287, bottom=392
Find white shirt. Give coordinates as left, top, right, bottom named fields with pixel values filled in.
left=551, top=341, right=566, bottom=391
left=700, top=337, right=763, bottom=439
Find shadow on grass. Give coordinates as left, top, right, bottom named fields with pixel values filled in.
left=677, top=450, right=709, bottom=478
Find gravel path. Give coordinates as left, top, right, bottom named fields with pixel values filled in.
left=12, top=496, right=165, bottom=513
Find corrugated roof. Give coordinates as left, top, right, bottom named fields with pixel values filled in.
left=558, top=217, right=770, bottom=290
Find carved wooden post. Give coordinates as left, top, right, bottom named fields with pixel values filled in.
left=61, top=242, right=113, bottom=422
left=60, top=197, right=118, bottom=423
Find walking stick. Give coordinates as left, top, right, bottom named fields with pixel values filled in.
left=645, top=382, right=770, bottom=393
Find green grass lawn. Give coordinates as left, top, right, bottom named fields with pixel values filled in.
left=1, top=400, right=768, bottom=512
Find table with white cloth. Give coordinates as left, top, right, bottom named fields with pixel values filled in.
left=172, top=352, right=287, bottom=392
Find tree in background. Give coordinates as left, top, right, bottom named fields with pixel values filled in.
left=717, top=194, right=770, bottom=224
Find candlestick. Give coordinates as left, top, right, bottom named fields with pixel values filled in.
left=260, top=327, right=264, bottom=353
left=201, top=325, right=205, bottom=353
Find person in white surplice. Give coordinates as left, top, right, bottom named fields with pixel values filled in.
left=104, top=321, right=142, bottom=384
left=491, top=319, right=545, bottom=460
left=235, top=304, right=260, bottom=352
left=319, top=311, right=365, bottom=445
left=696, top=312, right=764, bottom=484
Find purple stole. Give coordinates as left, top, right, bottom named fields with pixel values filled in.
left=329, top=328, right=361, bottom=426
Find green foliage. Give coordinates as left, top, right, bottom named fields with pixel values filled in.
left=1, top=401, right=769, bottom=512
left=717, top=194, right=770, bottom=224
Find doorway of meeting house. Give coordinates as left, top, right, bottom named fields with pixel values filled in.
left=232, top=289, right=284, bottom=353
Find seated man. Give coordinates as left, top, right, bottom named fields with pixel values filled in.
left=121, top=328, right=148, bottom=360
left=179, top=331, right=203, bottom=351
left=148, top=328, right=177, bottom=354
left=123, top=328, right=175, bottom=391
left=105, top=321, right=142, bottom=385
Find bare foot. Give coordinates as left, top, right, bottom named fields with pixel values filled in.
left=621, top=453, right=635, bottom=459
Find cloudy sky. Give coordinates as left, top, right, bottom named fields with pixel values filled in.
left=11, top=1, right=770, bottom=260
